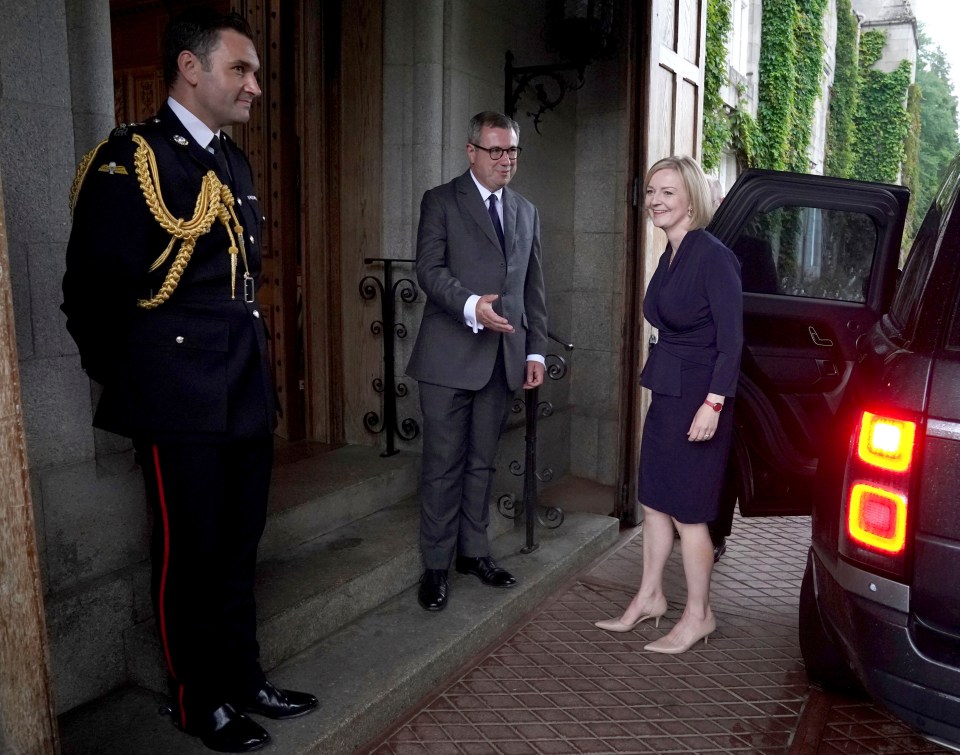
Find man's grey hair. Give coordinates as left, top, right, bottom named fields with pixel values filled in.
left=467, top=111, right=520, bottom=144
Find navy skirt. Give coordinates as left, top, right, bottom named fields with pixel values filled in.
left=638, top=361, right=735, bottom=523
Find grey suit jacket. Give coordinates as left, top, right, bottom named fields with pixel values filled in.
left=407, top=169, right=548, bottom=392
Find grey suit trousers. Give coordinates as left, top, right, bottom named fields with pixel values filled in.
left=418, top=343, right=512, bottom=569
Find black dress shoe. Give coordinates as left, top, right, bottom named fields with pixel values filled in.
left=712, top=537, right=727, bottom=563
left=240, top=680, right=318, bottom=720
left=418, top=569, right=448, bottom=610
left=455, top=556, right=517, bottom=587
left=174, top=703, right=270, bottom=753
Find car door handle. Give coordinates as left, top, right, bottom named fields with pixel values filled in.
left=808, top=326, right=834, bottom=347
left=817, top=359, right=838, bottom=377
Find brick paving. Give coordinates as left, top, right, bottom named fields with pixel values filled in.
left=366, top=514, right=951, bottom=754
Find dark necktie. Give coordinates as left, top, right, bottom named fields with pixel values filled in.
left=208, top=134, right=232, bottom=182
left=488, top=194, right=505, bottom=255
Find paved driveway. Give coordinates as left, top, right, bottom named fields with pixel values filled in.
left=367, top=514, right=951, bottom=754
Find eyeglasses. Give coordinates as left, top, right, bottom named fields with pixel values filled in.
left=470, top=144, right=522, bottom=160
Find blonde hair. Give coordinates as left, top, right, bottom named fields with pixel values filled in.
left=644, top=156, right=713, bottom=230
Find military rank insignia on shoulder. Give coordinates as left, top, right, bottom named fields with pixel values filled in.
left=110, top=122, right=146, bottom=138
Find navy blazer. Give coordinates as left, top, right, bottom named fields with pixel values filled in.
left=62, top=104, right=276, bottom=441
left=406, top=170, right=548, bottom=392
left=641, top=229, right=743, bottom=397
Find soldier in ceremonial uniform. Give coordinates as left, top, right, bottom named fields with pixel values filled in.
left=62, top=9, right=316, bottom=752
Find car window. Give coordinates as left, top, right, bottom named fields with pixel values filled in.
left=890, top=216, right=938, bottom=335
left=733, top=206, right=878, bottom=302
left=891, top=157, right=960, bottom=334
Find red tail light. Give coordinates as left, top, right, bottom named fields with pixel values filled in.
left=841, top=411, right=917, bottom=572
left=857, top=412, right=916, bottom=472
left=847, top=483, right=907, bottom=554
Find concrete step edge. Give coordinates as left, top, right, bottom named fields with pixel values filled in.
left=259, top=447, right=420, bottom=560
left=264, top=512, right=620, bottom=753
left=60, top=513, right=619, bottom=755
left=123, top=499, right=425, bottom=693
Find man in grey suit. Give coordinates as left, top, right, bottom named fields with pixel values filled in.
left=407, top=111, right=549, bottom=611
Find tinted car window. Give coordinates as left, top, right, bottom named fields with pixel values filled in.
left=890, top=217, right=938, bottom=335
left=734, top=206, right=877, bottom=302
left=891, top=157, right=960, bottom=334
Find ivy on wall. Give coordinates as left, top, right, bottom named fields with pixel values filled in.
left=702, top=0, right=732, bottom=171
left=851, top=30, right=912, bottom=183
left=755, top=0, right=798, bottom=169
left=824, top=0, right=858, bottom=177
left=708, top=0, right=912, bottom=181
left=702, top=0, right=758, bottom=171
left=754, top=0, right=827, bottom=170
left=729, top=85, right=759, bottom=169
left=786, top=0, right=828, bottom=172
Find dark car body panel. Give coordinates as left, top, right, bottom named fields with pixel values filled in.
left=717, top=164, right=960, bottom=749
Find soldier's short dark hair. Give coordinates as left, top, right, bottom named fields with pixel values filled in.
left=163, top=8, right=254, bottom=89
left=467, top=112, right=520, bottom=145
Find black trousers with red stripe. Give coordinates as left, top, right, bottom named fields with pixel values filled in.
left=135, top=436, right=273, bottom=725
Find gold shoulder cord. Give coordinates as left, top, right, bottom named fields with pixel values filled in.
left=69, top=133, right=250, bottom=309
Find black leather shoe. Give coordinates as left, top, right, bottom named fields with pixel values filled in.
left=455, top=556, right=517, bottom=588
left=418, top=569, right=448, bottom=610
left=240, top=680, right=318, bottom=720
left=174, top=703, right=270, bottom=753
left=712, top=537, right=727, bottom=563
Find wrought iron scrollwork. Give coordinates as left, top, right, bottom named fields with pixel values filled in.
left=361, top=258, right=421, bottom=456
left=497, top=493, right=521, bottom=520
left=501, top=331, right=573, bottom=552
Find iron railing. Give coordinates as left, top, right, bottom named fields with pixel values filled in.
left=360, top=259, right=573, bottom=550
left=497, top=334, right=573, bottom=552
left=360, top=258, right=420, bottom=456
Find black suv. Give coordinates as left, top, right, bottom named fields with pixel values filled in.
left=707, top=164, right=960, bottom=750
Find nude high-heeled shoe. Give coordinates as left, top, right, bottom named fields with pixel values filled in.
left=643, top=614, right=716, bottom=654
left=595, top=597, right=668, bottom=632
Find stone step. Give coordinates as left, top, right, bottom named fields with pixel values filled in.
left=124, top=497, right=425, bottom=694
left=60, top=511, right=620, bottom=754
left=122, top=443, right=516, bottom=695
left=259, top=445, right=421, bottom=562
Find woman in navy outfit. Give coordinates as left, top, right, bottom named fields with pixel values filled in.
left=596, top=156, right=743, bottom=653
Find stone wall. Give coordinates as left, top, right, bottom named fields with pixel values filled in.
left=385, top=0, right=630, bottom=489
left=0, top=0, right=145, bottom=713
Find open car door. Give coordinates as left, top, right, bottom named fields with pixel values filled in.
left=707, top=169, right=909, bottom=516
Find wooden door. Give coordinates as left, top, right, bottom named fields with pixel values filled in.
left=618, top=0, right=707, bottom=524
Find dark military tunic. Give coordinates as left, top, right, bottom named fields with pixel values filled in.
left=63, top=103, right=275, bottom=441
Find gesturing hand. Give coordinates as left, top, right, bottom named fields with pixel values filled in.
left=476, top=294, right=514, bottom=333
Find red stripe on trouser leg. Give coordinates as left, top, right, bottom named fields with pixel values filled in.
left=151, top=445, right=185, bottom=727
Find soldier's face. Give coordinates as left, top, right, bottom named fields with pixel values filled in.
left=467, top=126, right=519, bottom=192
left=193, top=29, right=262, bottom=130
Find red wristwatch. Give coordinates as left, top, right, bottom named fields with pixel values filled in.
left=703, top=400, right=723, bottom=413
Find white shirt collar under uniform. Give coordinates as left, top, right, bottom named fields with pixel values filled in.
left=168, top=97, right=219, bottom=150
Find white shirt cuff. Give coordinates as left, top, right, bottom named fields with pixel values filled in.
left=464, top=295, right=483, bottom=333
left=527, top=354, right=545, bottom=365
